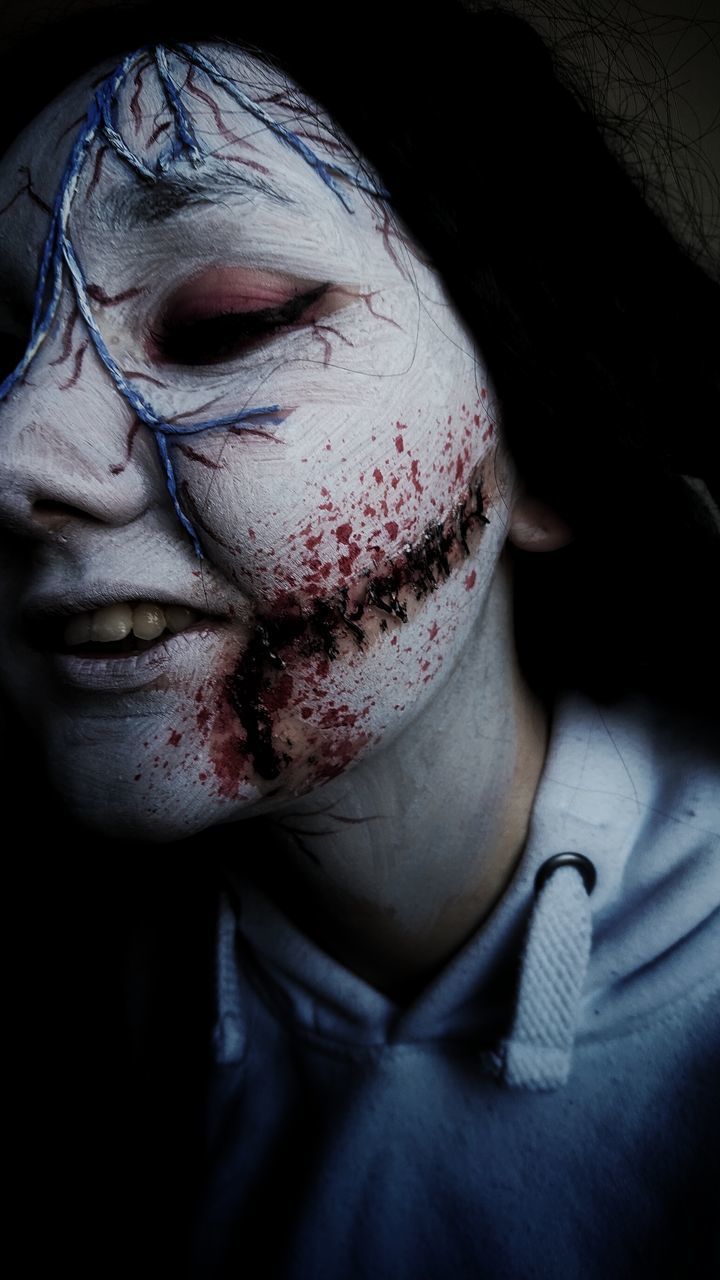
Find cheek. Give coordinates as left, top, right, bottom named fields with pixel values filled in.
left=179, top=456, right=494, bottom=803
left=173, top=387, right=495, bottom=609
left=179, top=562, right=482, bottom=803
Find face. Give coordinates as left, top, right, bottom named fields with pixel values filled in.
left=0, top=42, right=509, bottom=839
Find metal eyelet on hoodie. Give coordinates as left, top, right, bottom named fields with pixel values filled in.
left=491, top=853, right=597, bottom=1092
left=535, top=852, right=597, bottom=897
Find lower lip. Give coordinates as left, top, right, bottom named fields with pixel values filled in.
left=48, top=622, right=231, bottom=691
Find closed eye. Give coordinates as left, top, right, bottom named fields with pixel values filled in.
left=151, top=283, right=331, bottom=367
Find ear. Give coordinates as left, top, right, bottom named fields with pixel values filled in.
left=508, top=492, right=574, bottom=553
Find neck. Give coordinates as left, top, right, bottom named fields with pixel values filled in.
left=240, top=560, right=549, bottom=1002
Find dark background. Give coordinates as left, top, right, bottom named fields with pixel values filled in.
left=2, top=0, right=718, bottom=265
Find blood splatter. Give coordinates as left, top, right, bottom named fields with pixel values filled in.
left=221, top=466, right=488, bottom=781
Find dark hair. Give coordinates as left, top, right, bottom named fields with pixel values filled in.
left=2, top=0, right=718, bottom=719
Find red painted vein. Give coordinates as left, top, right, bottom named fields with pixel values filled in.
left=121, top=368, right=168, bottom=387
left=109, top=418, right=142, bottom=475
left=86, top=283, right=147, bottom=307
left=376, top=205, right=413, bottom=282
left=49, top=307, right=79, bottom=368
left=86, top=144, right=109, bottom=198
left=58, top=340, right=87, bottom=390
left=147, top=119, right=171, bottom=147
left=175, top=442, right=222, bottom=469
left=186, top=70, right=258, bottom=151
left=129, top=67, right=147, bottom=133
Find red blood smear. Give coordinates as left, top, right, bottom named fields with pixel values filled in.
left=208, top=712, right=251, bottom=799
left=338, top=544, right=361, bottom=574
left=261, top=672, right=294, bottom=713
left=319, top=705, right=360, bottom=729
left=315, top=731, right=372, bottom=782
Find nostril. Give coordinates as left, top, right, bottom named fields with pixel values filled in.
left=32, top=499, right=105, bottom=531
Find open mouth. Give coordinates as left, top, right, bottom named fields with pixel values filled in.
left=24, top=602, right=212, bottom=659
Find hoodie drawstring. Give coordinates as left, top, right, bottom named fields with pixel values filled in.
left=491, top=853, right=596, bottom=1091
left=212, top=889, right=248, bottom=1066
left=214, top=855, right=597, bottom=1090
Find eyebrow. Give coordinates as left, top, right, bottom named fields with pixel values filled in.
left=102, top=167, right=292, bottom=228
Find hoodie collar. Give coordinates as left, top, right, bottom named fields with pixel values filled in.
left=215, top=693, right=720, bottom=1087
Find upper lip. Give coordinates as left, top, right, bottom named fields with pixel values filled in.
left=21, top=584, right=231, bottom=623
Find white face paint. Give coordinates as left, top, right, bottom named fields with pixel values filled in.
left=0, top=43, right=510, bottom=841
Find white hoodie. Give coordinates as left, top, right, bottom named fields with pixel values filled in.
left=192, top=694, right=720, bottom=1277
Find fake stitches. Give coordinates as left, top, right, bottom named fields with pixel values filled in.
left=0, top=42, right=388, bottom=556
left=226, top=467, right=489, bottom=781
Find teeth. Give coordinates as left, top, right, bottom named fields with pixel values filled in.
left=91, top=604, right=133, bottom=643
left=132, top=602, right=166, bottom=641
left=165, top=605, right=195, bottom=633
left=62, top=601, right=198, bottom=647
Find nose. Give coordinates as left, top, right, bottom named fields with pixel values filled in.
left=0, top=313, right=160, bottom=544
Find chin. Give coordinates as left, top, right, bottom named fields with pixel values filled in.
left=44, top=751, right=264, bottom=843
left=41, top=732, right=367, bottom=842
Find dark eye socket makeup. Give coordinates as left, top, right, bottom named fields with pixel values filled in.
left=149, top=269, right=339, bottom=366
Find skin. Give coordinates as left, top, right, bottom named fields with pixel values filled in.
left=0, top=45, right=567, bottom=998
